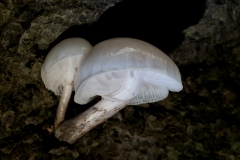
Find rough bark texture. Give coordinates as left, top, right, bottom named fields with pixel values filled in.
left=0, top=0, right=240, bottom=159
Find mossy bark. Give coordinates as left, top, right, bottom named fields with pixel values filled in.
left=0, top=0, right=240, bottom=159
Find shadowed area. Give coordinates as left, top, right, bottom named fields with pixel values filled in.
left=1, top=0, right=240, bottom=159
left=53, top=0, right=206, bottom=53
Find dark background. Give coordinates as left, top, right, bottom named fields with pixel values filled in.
left=53, top=0, right=206, bottom=53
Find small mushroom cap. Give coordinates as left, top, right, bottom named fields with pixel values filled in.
left=41, top=38, right=92, bottom=95
left=74, top=38, right=182, bottom=105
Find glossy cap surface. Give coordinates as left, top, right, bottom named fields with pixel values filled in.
left=41, top=38, right=92, bottom=95
left=74, top=38, right=182, bottom=104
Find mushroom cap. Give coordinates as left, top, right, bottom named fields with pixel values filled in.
left=41, top=38, right=92, bottom=95
left=74, top=38, right=182, bottom=105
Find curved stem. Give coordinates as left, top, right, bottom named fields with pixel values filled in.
left=54, top=83, right=73, bottom=128
left=55, top=98, right=129, bottom=144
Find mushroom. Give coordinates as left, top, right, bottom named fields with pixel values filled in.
left=41, top=38, right=92, bottom=128
left=55, top=38, right=183, bottom=144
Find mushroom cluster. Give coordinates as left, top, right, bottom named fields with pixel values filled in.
left=41, top=37, right=183, bottom=144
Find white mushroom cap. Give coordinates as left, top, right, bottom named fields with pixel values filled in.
left=74, top=38, right=182, bottom=105
left=41, top=38, right=92, bottom=95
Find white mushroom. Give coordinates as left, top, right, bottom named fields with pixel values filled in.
left=41, top=38, right=92, bottom=128
left=55, top=38, right=183, bottom=144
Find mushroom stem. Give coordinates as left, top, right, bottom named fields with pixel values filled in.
left=55, top=98, right=129, bottom=144
left=54, top=82, right=73, bottom=128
